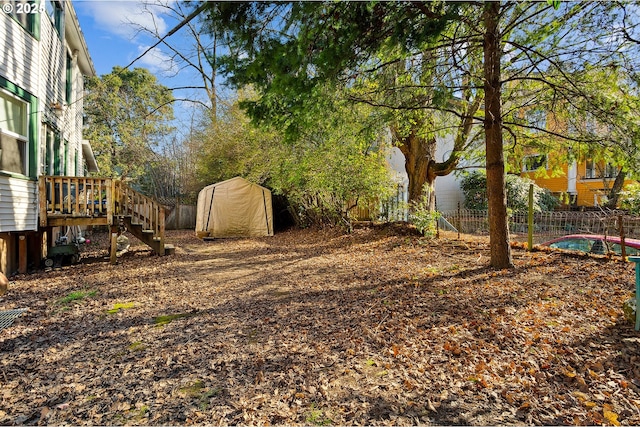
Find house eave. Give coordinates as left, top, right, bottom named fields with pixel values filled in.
left=82, top=140, right=99, bottom=173
left=64, top=0, right=96, bottom=77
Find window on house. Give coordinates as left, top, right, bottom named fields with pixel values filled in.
left=604, top=163, right=617, bottom=179
left=522, top=154, right=547, bottom=172
left=526, top=109, right=547, bottom=132
left=565, top=105, right=578, bottom=136
left=44, top=126, right=51, bottom=175
left=63, top=139, right=69, bottom=175
left=43, top=125, right=64, bottom=176
left=8, top=0, right=41, bottom=38
left=53, top=133, right=63, bottom=175
left=0, top=91, right=28, bottom=175
left=46, top=0, right=64, bottom=38
left=585, top=159, right=596, bottom=179
left=52, top=130, right=60, bottom=175
left=70, top=148, right=77, bottom=176
left=65, top=53, right=72, bottom=104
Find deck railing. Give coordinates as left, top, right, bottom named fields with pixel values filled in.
left=39, top=176, right=165, bottom=240
left=39, top=176, right=115, bottom=226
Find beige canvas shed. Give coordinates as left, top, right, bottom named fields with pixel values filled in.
left=196, top=177, right=273, bottom=238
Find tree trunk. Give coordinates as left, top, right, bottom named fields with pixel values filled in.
left=483, top=3, right=513, bottom=269
left=605, top=168, right=626, bottom=209
left=393, top=128, right=437, bottom=205
left=423, top=179, right=436, bottom=212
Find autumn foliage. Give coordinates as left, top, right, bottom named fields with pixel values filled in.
left=0, top=226, right=638, bottom=425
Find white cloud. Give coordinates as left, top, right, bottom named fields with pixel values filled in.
left=136, top=45, right=179, bottom=76
left=79, top=1, right=169, bottom=40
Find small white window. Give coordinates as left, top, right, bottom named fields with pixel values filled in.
left=604, top=163, right=617, bottom=179
left=585, top=159, right=596, bottom=179
left=0, top=90, right=28, bottom=175
left=46, top=1, right=64, bottom=38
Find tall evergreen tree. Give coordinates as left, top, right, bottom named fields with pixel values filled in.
left=200, top=1, right=639, bottom=268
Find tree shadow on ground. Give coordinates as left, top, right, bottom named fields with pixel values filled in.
left=1, top=228, right=638, bottom=425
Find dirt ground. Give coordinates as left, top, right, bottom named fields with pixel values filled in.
left=1, top=225, right=639, bottom=425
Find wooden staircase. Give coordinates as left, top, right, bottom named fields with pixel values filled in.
left=115, top=181, right=166, bottom=255
left=39, top=176, right=173, bottom=262
left=122, top=216, right=165, bottom=254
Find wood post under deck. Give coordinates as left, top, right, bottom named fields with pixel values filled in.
left=18, top=236, right=27, bottom=274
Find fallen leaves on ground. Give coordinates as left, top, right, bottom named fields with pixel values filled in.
left=1, top=224, right=639, bottom=425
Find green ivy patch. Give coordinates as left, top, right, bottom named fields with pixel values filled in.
left=153, top=311, right=197, bottom=326
left=106, top=302, right=135, bottom=314
left=58, top=290, right=97, bottom=305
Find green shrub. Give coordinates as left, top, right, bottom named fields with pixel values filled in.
left=619, top=183, right=640, bottom=215
left=460, top=170, right=559, bottom=212
left=459, top=171, right=487, bottom=210
left=409, top=190, right=441, bottom=237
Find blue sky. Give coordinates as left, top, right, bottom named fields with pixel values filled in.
left=73, top=1, right=212, bottom=129
left=75, top=1, right=178, bottom=75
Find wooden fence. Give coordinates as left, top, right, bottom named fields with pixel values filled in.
left=165, top=204, right=196, bottom=230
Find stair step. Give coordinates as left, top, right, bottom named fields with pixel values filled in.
left=119, top=202, right=166, bottom=255
left=164, top=244, right=176, bottom=255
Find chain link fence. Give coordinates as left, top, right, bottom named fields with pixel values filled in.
left=355, top=184, right=640, bottom=245
left=439, top=209, right=640, bottom=243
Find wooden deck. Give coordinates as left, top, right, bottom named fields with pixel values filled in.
left=39, top=176, right=167, bottom=258
left=39, top=176, right=115, bottom=227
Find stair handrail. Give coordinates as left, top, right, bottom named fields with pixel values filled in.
left=114, top=181, right=165, bottom=243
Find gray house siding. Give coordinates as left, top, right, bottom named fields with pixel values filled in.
left=0, top=1, right=95, bottom=274
left=0, top=178, right=37, bottom=231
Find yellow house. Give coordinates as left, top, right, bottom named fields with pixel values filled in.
left=511, top=103, right=635, bottom=208
left=520, top=153, right=633, bottom=208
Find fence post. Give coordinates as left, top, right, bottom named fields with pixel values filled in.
left=397, top=184, right=401, bottom=221
left=528, top=184, right=534, bottom=251
left=175, top=196, right=181, bottom=230
left=628, top=256, right=640, bottom=331
left=457, top=202, right=461, bottom=240
left=619, top=214, right=627, bottom=260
